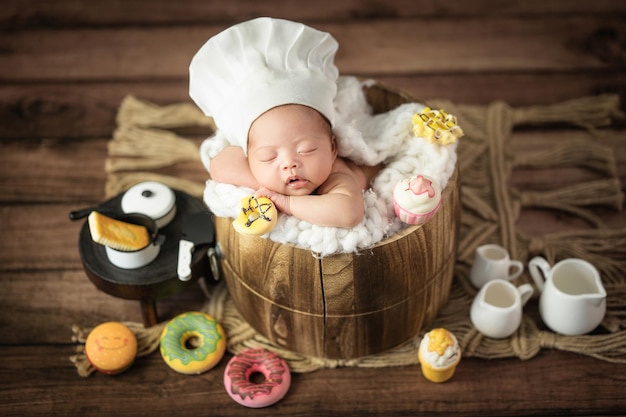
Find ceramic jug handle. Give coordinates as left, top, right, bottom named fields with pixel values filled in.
left=508, top=260, right=524, bottom=281
left=517, top=283, right=534, bottom=306
left=528, top=256, right=550, bottom=292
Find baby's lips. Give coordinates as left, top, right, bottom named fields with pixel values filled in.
left=286, top=176, right=308, bottom=189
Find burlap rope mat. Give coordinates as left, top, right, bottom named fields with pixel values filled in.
left=71, top=93, right=626, bottom=377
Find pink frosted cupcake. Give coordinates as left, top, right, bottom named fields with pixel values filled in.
left=393, top=175, right=442, bottom=225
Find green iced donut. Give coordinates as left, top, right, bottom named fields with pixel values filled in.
left=160, top=312, right=226, bottom=374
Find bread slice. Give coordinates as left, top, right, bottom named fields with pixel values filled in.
left=88, top=211, right=150, bottom=251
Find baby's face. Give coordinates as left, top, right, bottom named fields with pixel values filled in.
left=247, top=104, right=337, bottom=196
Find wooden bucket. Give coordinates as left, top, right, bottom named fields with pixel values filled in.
left=214, top=83, right=460, bottom=359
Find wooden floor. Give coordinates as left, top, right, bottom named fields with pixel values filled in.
left=1, top=1, right=625, bottom=416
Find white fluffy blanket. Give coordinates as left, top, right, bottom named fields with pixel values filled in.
left=200, top=76, right=457, bottom=257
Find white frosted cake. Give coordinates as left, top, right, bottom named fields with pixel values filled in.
left=393, top=174, right=442, bottom=225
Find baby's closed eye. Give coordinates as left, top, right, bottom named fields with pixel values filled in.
left=297, top=147, right=317, bottom=155
left=256, top=151, right=277, bottom=162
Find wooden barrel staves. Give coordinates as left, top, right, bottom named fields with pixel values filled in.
left=214, top=82, right=460, bottom=359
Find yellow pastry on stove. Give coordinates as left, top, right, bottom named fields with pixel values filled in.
left=232, top=195, right=278, bottom=236
left=412, top=107, right=464, bottom=145
left=88, top=211, right=150, bottom=251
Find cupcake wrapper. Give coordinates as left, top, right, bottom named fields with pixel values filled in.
left=393, top=198, right=442, bottom=225
left=418, top=348, right=460, bottom=383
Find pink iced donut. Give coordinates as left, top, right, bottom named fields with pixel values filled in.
left=223, top=348, right=291, bottom=408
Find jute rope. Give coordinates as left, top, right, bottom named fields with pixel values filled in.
left=71, top=91, right=626, bottom=376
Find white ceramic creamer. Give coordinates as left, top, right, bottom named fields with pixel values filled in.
left=469, top=244, right=524, bottom=289
left=470, top=280, right=534, bottom=339
left=529, top=256, right=606, bottom=336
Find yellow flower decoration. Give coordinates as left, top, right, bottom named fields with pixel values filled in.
left=412, top=107, right=464, bottom=145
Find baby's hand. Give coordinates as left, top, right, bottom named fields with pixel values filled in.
left=255, top=188, right=292, bottom=215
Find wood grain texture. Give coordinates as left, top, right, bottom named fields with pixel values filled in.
left=3, top=73, right=626, bottom=141
left=3, top=17, right=623, bottom=82
left=213, top=82, right=461, bottom=359
left=216, top=216, right=327, bottom=356
left=216, top=168, right=459, bottom=359
left=320, top=167, right=460, bottom=358
left=2, top=0, right=624, bottom=28
left=0, top=346, right=623, bottom=417
left=1, top=1, right=625, bottom=415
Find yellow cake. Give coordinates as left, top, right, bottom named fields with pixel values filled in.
left=88, top=211, right=150, bottom=251
left=418, top=328, right=461, bottom=383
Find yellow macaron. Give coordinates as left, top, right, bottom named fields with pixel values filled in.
left=85, top=322, right=138, bottom=375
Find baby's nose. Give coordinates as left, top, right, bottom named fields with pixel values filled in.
left=281, top=155, right=300, bottom=170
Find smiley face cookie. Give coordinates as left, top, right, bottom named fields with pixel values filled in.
left=85, top=322, right=138, bottom=375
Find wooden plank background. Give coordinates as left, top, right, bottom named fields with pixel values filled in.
left=0, top=1, right=624, bottom=416
left=2, top=1, right=625, bottom=142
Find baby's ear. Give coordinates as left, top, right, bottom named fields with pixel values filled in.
left=330, top=135, right=338, bottom=158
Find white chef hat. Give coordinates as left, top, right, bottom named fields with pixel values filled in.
left=189, top=17, right=339, bottom=154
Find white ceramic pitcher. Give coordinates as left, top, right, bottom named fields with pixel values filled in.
left=470, top=244, right=524, bottom=289
left=470, top=280, right=534, bottom=339
left=529, top=256, right=606, bottom=336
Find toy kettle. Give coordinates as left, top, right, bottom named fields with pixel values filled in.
left=529, top=256, right=606, bottom=336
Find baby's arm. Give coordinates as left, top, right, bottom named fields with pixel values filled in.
left=257, top=171, right=365, bottom=228
left=209, top=146, right=260, bottom=190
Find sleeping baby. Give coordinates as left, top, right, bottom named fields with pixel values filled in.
left=189, top=17, right=382, bottom=228
left=191, top=17, right=459, bottom=255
